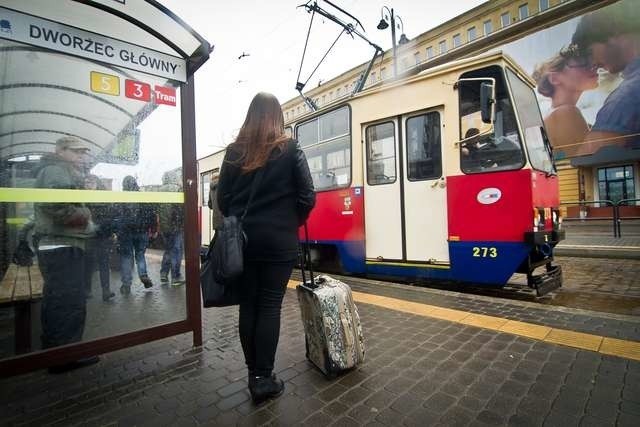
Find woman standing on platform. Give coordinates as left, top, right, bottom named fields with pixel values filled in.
left=217, top=92, right=315, bottom=404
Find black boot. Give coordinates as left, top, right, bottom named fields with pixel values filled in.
left=248, top=374, right=284, bottom=404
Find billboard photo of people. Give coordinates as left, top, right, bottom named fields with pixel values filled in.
left=497, top=0, right=640, bottom=213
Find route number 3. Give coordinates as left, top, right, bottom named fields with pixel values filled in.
left=472, top=247, right=497, bottom=258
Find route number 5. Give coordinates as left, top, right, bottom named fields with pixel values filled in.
left=90, top=71, right=120, bottom=96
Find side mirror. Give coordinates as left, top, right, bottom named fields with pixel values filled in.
left=480, top=82, right=494, bottom=124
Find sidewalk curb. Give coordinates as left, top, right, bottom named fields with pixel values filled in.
left=555, top=247, right=640, bottom=260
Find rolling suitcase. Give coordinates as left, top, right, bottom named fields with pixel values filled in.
left=296, top=225, right=365, bottom=377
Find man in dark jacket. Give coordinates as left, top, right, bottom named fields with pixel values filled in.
left=116, top=176, right=157, bottom=294
left=34, top=136, right=99, bottom=370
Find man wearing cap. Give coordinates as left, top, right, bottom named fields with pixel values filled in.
left=34, top=136, right=99, bottom=372
left=572, top=0, right=640, bottom=155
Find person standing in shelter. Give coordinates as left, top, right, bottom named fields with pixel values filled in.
left=84, top=174, right=116, bottom=302
left=217, top=92, right=316, bottom=404
left=571, top=0, right=640, bottom=155
left=33, top=136, right=99, bottom=371
left=116, top=175, right=157, bottom=294
left=532, top=46, right=599, bottom=158
left=159, top=172, right=185, bottom=285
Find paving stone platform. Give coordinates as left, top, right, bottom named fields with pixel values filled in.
left=2, top=278, right=639, bottom=427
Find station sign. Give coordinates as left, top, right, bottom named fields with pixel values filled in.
left=0, top=6, right=186, bottom=82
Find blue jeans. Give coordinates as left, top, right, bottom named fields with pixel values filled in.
left=160, top=231, right=184, bottom=279
left=118, top=232, right=149, bottom=285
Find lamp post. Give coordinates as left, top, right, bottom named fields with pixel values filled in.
left=377, top=6, right=409, bottom=78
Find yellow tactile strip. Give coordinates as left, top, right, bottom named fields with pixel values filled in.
left=287, top=280, right=640, bottom=362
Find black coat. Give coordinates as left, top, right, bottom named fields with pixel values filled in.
left=217, top=139, right=315, bottom=262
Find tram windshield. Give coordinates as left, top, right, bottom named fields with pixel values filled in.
left=458, top=66, right=525, bottom=173
left=505, top=68, right=555, bottom=175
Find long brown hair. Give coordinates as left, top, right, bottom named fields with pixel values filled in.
left=230, top=92, right=289, bottom=172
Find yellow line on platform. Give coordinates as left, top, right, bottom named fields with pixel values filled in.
left=286, top=280, right=640, bottom=362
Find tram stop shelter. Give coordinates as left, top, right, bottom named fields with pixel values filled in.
left=0, top=0, right=211, bottom=376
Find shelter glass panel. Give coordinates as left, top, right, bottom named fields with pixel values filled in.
left=0, top=35, right=186, bottom=359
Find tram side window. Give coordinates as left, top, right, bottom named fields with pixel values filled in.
left=406, top=113, right=442, bottom=180
left=296, top=106, right=351, bottom=191
left=201, top=171, right=211, bottom=207
left=458, top=65, right=524, bottom=173
left=366, top=122, right=396, bottom=185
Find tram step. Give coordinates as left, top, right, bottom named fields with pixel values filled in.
left=530, top=264, right=562, bottom=297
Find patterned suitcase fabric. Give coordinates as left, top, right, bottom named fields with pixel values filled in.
left=297, top=274, right=365, bottom=376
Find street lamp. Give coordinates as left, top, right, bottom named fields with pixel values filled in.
left=377, top=6, right=409, bottom=77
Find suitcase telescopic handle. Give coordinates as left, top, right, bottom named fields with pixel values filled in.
left=300, top=222, right=315, bottom=287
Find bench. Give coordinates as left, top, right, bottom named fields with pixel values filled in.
left=0, top=264, right=44, bottom=354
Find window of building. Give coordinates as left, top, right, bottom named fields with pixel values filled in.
left=501, top=12, right=511, bottom=28
left=297, top=106, right=301, bottom=115
left=467, top=27, right=477, bottom=42
left=539, top=0, right=549, bottom=11
left=406, top=112, right=442, bottom=181
left=337, top=87, right=341, bottom=97
left=452, top=33, right=462, bottom=48
left=329, top=91, right=334, bottom=100
left=366, top=122, right=396, bottom=185
left=285, top=112, right=289, bottom=121
left=439, top=40, right=447, bottom=54
left=370, top=71, right=376, bottom=84
left=483, top=20, right=493, bottom=35
left=322, top=95, right=326, bottom=105
left=381, top=67, right=387, bottom=79
left=426, top=46, right=434, bottom=59
left=296, top=105, right=351, bottom=191
left=401, top=57, right=409, bottom=70
left=519, top=4, right=529, bottom=20
left=598, top=166, right=636, bottom=203
left=414, top=52, right=420, bottom=65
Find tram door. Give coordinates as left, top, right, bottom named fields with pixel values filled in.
left=363, top=109, right=449, bottom=263
left=402, top=110, right=449, bottom=263
left=363, top=120, right=403, bottom=260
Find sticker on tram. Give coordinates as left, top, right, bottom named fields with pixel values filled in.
left=90, top=71, right=120, bottom=96
left=125, top=79, right=151, bottom=102
left=154, top=85, right=176, bottom=106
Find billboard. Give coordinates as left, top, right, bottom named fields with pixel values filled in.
left=496, top=0, right=640, bottom=206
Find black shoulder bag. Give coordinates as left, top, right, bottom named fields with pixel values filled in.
left=201, top=167, right=264, bottom=307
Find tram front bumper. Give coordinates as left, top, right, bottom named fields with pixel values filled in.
left=530, top=264, right=563, bottom=296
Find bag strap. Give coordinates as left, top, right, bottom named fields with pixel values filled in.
left=240, top=167, right=265, bottom=221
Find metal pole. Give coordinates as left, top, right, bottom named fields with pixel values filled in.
left=391, top=8, right=397, bottom=78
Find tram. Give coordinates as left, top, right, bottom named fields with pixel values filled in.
left=200, top=51, right=564, bottom=296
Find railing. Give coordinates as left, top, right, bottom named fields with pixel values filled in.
left=560, top=199, right=640, bottom=237
left=615, top=198, right=640, bottom=238
left=560, top=200, right=617, bottom=237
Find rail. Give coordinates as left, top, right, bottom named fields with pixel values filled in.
left=615, top=198, right=640, bottom=238
left=560, top=200, right=617, bottom=237
left=560, top=199, right=640, bottom=238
